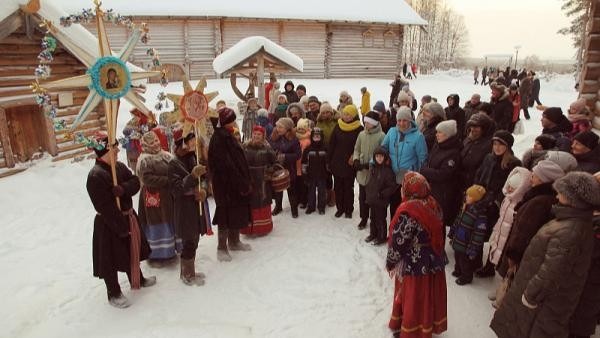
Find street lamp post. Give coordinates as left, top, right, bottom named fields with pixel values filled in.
left=514, top=45, right=521, bottom=69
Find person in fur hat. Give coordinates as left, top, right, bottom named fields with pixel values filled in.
left=490, top=82, right=513, bottom=132
left=242, top=97, right=260, bottom=143
left=168, top=128, right=211, bottom=283
left=364, top=147, right=398, bottom=245
left=86, top=131, right=155, bottom=308
left=283, top=80, right=299, bottom=104
left=353, top=111, right=386, bottom=229
left=540, top=107, right=573, bottom=152
left=306, top=96, right=321, bottom=123
left=521, top=134, right=557, bottom=170
left=329, top=104, right=364, bottom=218
left=272, top=94, right=289, bottom=125
left=301, top=127, right=329, bottom=215
left=316, top=101, right=339, bottom=207
left=566, top=98, right=593, bottom=140
left=386, top=172, right=448, bottom=338
left=270, top=117, right=302, bottom=217
left=572, top=131, right=600, bottom=174
left=255, top=108, right=273, bottom=141
left=208, top=107, right=253, bottom=262
left=287, top=102, right=306, bottom=127
left=337, top=90, right=354, bottom=112
left=459, top=112, right=496, bottom=192
left=136, top=131, right=177, bottom=265
left=450, top=184, right=488, bottom=285
left=241, top=125, right=276, bottom=236
left=491, top=172, right=600, bottom=338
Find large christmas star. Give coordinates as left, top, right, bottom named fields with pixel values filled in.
left=166, top=76, right=219, bottom=138
left=40, top=0, right=159, bottom=139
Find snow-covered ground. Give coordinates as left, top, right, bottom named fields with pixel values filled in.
left=0, top=71, right=588, bottom=338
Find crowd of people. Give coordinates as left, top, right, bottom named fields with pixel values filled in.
left=85, top=71, right=600, bottom=338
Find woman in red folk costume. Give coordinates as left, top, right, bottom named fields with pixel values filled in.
left=86, top=131, right=155, bottom=308
left=386, top=171, right=448, bottom=338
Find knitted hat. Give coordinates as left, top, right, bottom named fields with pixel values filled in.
left=308, top=95, right=320, bottom=104
left=436, top=120, right=457, bottom=137
left=532, top=160, right=565, bottom=183
left=90, top=130, right=110, bottom=158
left=544, top=151, right=578, bottom=173
left=320, top=102, right=334, bottom=114
left=535, top=134, right=557, bottom=150
left=466, top=184, right=486, bottom=202
left=573, top=131, right=599, bottom=150
left=424, top=102, right=446, bottom=119
left=257, top=108, right=269, bottom=117
left=396, top=106, right=413, bottom=121
left=276, top=117, right=295, bottom=131
left=506, top=171, right=524, bottom=190
left=342, top=104, right=359, bottom=118
left=397, top=91, right=412, bottom=104
left=218, top=107, right=236, bottom=127
left=373, top=100, right=386, bottom=114
left=252, top=125, right=266, bottom=135
left=363, top=110, right=380, bottom=127
left=493, top=130, right=514, bottom=148
left=543, top=107, right=565, bottom=125
left=553, top=172, right=600, bottom=209
left=141, top=130, right=161, bottom=155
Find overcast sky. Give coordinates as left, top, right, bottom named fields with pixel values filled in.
left=445, top=0, right=574, bottom=60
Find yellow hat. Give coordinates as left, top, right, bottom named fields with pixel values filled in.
left=466, top=184, right=486, bottom=202
left=342, top=104, right=359, bottom=118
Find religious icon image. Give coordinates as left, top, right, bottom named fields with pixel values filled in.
left=105, top=68, right=120, bottom=89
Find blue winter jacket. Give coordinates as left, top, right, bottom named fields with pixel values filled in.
left=381, top=121, right=428, bottom=175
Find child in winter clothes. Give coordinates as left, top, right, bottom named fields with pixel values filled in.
left=450, top=184, right=488, bottom=285
left=255, top=108, right=273, bottom=141
left=353, top=111, right=385, bottom=230
left=487, top=167, right=532, bottom=269
left=364, top=147, right=397, bottom=245
left=301, top=127, right=328, bottom=214
left=272, top=94, right=289, bottom=125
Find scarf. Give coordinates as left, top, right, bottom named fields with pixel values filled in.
left=389, top=197, right=444, bottom=256
left=338, top=119, right=362, bottom=132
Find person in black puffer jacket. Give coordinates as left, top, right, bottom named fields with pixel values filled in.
left=459, top=113, right=496, bottom=193
left=490, top=82, right=513, bottom=132
left=365, top=147, right=398, bottom=245
left=541, top=107, right=573, bottom=152
left=445, top=94, right=466, bottom=139
left=421, top=120, right=463, bottom=230
left=473, top=130, right=522, bottom=277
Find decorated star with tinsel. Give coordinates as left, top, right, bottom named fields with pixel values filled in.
left=166, top=77, right=219, bottom=138
left=37, top=0, right=159, bottom=141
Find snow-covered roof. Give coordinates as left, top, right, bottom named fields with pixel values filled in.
left=213, top=36, right=303, bottom=75
left=0, top=0, right=143, bottom=72
left=37, top=0, right=427, bottom=26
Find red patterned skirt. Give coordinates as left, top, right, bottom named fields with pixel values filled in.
left=389, top=271, right=447, bottom=338
left=240, top=205, right=273, bottom=236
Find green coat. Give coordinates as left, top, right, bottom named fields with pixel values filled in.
left=490, top=205, right=594, bottom=338
left=352, top=124, right=385, bottom=186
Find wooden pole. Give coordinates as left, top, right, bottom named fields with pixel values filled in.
left=257, top=53, right=265, bottom=108
left=0, top=107, right=16, bottom=168
left=194, top=120, right=203, bottom=216
left=104, top=99, right=121, bottom=210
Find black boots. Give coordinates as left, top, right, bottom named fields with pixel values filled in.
left=357, top=219, right=367, bottom=230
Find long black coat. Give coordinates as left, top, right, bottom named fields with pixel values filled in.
left=87, top=160, right=150, bottom=279
left=328, top=124, right=363, bottom=178
left=420, top=136, right=462, bottom=226
left=168, top=153, right=208, bottom=241
left=243, top=141, right=276, bottom=208
left=208, top=128, right=252, bottom=229
left=491, top=92, right=513, bottom=131
left=422, top=115, right=444, bottom=152
left=445, top=94, right=466, bottom=138
left=459, top=117, right=495, bottom=192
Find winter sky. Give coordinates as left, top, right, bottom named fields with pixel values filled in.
left=447, top=0, right=574, bottom=60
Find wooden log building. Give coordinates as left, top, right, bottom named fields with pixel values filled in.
left=578, top=0, right=600, bottom=130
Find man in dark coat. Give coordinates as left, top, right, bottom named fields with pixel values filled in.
left=531, top=71, right=542, bottom=106
left=541, top=107, right=573, bottom=152
left=481, top=66, right=488, bottom=85
left=168, top=129, right=209, bottom=284
left=463, top=94, right=484, bottom=122
left=86, top=132, right=154, bottom=308
left=572, top=131, right=600, bottom=174
left=459, top=113, right=495, bottom=193
left=420, top=120, right=462, bottom=229
left=283, top=80, right=299, bottom=104
left=490, top=82, right=513, bottom=131
left=389, top=74, right=406, bottom=108
left=445, top=94, right=466, bottom=139
left=519, top=72, right=533, bottom=119
left=208, top=108, right=253, bottom=262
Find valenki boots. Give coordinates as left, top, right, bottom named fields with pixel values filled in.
left=228, top=229, right=252, bottom=251
left=217, top=228, right=232, bottom=262
left=180, top=258, right=205, bottom=286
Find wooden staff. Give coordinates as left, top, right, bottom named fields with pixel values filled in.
left=194, top=120, right=203, bottom=216
left=104, top=99, right=121, bottom=210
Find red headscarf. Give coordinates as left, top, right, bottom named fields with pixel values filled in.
left=388, top=171, right=444, bottom=256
